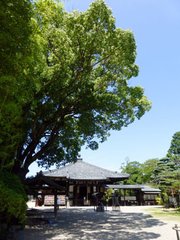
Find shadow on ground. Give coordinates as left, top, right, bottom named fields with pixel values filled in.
left=25, top=208, right=165, bottom=240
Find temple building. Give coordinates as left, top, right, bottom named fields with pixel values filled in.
left=27, top=159, right=161, bottom=207
left=43, top=159, right=129, bottom=206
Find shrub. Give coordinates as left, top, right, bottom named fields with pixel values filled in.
left=0, top=171, right=27, bottom=225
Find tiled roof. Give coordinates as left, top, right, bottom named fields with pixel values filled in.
left=26, top=175, right=64, bottom=189
left=106, top=184, right=161, bottom=192
left=141, top=187, right=161, bottom=192
left=43, top=160, right=129, bottom=180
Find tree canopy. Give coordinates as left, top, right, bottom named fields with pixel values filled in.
left=151, top=158, right=177, bottom=187
left=121, top=159, right=158, bottom=184
left=151, top=157, right=180, bottom=206
left=167, top=131, right=180, bottom=166
left=1, top=0, right=151, bottom=180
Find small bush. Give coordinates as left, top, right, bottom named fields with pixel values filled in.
left=155, top=196, right=163, bottom=205
left=102, top=188, right=113, bottom=205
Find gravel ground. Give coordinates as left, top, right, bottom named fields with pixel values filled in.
left=24, top=204, right=180, bottom=240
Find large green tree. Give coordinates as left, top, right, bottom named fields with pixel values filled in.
left=167, top=131, right=180, bottom=166
left=151, top=132, right=180, bottom=207
left=2, top=0, right=151, bottom=180
left=151, top=158, right=177, bottom=187
left=166, top=132, right=180, bottom=192
left=151, top=157, right=180, bottom=206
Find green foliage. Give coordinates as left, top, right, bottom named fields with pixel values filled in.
left=0, top=171, right=27, bottom=225
left=167, top=131, right=180, bottom=166
left=1, top=0, right=151, bottom=180
left=166, top=132, right=180, bottom=205
left=0, top=1, right=34, bottom=228
left=152, top=158, right=179, bottom=188
left=0, top=0, right=34, bottom=171
left=151, top=132, right=180, bottom=207
left=121, top=159, right=158, bottom=184
left=103, top=188, right=113, bottom=204
left=141, top=159, right=158, bottom=183
left=0, top=0, right=152, bottom=232
left=161, top=192, right=169, bottom=205
left=121, top=161, right=144, bottom=184
left=155, top=196, right=163, bottom=205
left=151, top=157, right=180, bottom=207
left=0, top=0, right=32, bottom=74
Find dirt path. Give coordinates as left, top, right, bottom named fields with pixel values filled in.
left=24, top=206, right=180, bottom=240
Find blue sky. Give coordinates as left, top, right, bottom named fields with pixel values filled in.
left=28, top=0, right=180, bottom=176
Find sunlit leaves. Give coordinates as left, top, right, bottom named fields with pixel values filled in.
left=1, top=0, right=151, bottom=173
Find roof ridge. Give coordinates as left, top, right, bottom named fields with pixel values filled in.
left=78, top=160, right=120, bottom=174
left=43, top=159, right=129, bottom=180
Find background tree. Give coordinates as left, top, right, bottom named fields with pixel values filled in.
left=10, top=0, right=151, bottom=180
left=166, top=132, right=180, bottom=206
left=141, top=158, right=158, bottom=183
left=151, top=158, right=177, bottom=186
left=167, top=131, right=180, bottom=166
left=121, top=159, right=158, bottom=184
left=151, top=157, right=180, bottom=207
left=152, top=132, right=180, bottom=207
left=121, top=161, right=144, bottom=184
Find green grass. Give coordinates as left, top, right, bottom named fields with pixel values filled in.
left=145, top=206, right=180, bottom=222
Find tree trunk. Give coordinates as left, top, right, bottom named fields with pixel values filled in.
left=12, top=162, right=29, bottom=182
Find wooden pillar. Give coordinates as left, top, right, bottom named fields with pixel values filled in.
left=66, top=181, right=68, bottom=197
left=137, top=190, right=142, bottom=205
left=123, top=189, right=126, bottom=206
left=54, top=190, right=57, bottom=218
left=140, top=191, right=143, bottom=206
left=86, top=184, right=88, bottom=201
left=66, top=181, right=69, bottom=208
